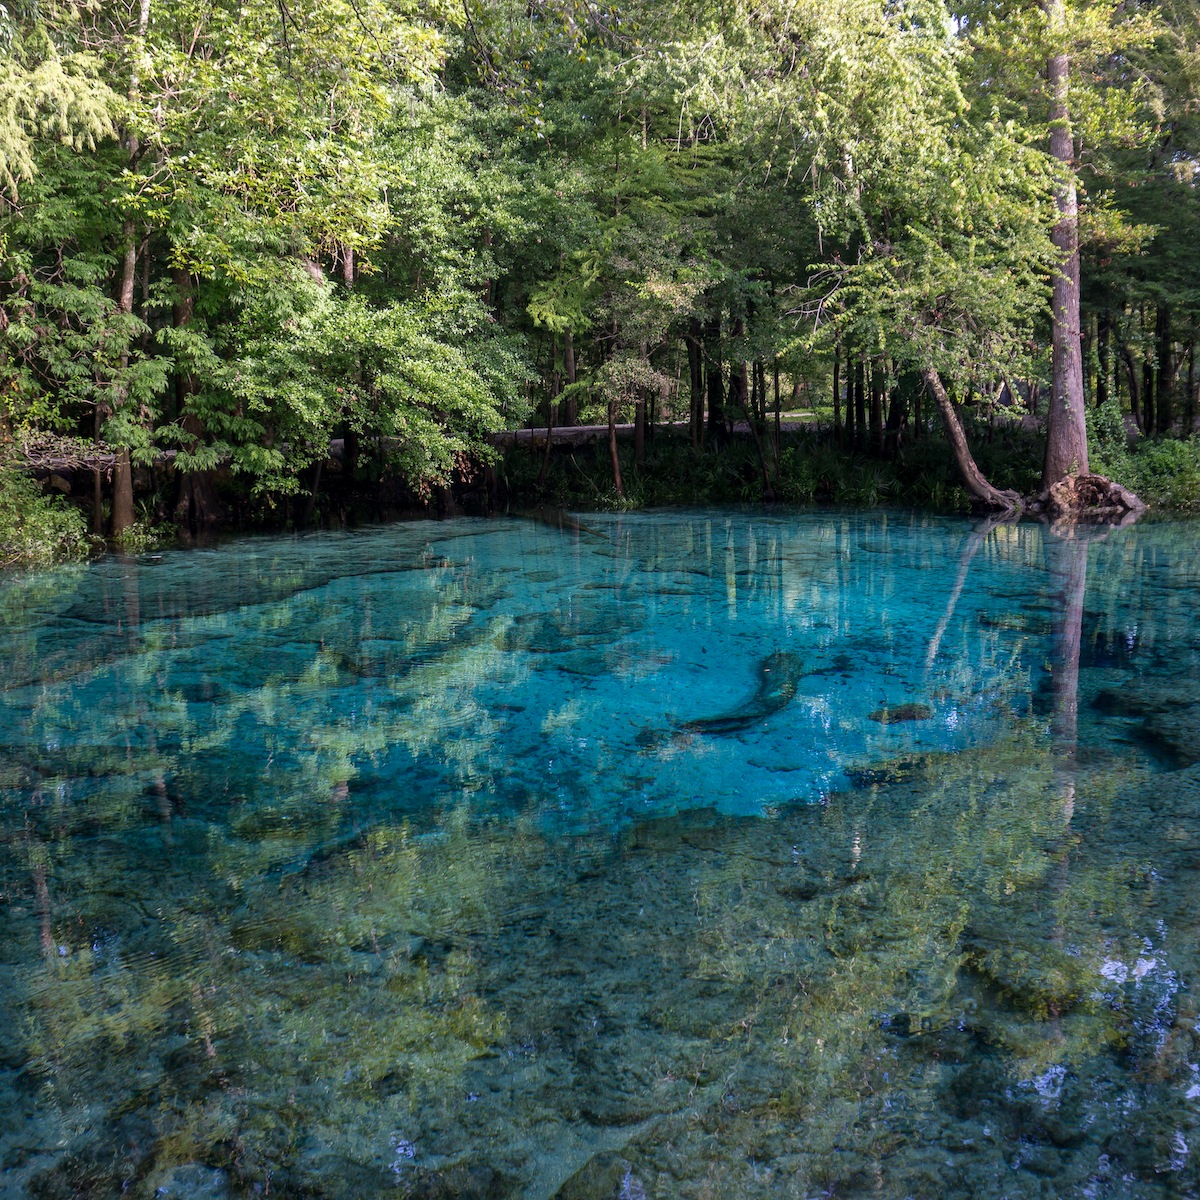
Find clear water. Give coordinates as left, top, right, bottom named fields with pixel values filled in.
left=2, top=508, right=1199, bottom=1199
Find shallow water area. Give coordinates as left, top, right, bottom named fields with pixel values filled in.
left=2, top=507, right=1200, bottom=1198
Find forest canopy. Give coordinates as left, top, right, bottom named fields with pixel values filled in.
left=0, top=0, right=1197, bottom=549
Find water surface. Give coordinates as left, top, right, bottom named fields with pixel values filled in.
left=1, top=509, right=1199, bottom=1198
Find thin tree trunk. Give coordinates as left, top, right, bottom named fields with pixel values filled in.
left=870, top=359, right=885, bottom=456
left=773, top=358, right=781, bottom=477
left=563, top=330, right=577, bottom=426
left=1041, top=18, right=1089, bottom=485
left=301, top=459, right=323, bottom=527
left=537, top=336, right=560, bottom=488
left=1142, top=316, right=1155, bottom=434
left=686, top=322, right=703, bottom=450
left=1122, top=342, right=1143, bottom=432
left=607, top=399, right=624, bottom=497
left=1184, top=328, right=1196, bottom=440
left=110, top=0, right=152, bottom=540
left=172, top=268, right=225, bottom=528
left=1096, top=309, right=1111, bottom=409
left=92, top=404, right=104, bottom=537
left=832, top=344, right=841, bottom=443
left=922, top=367, right=1020, bottom=510
left=739, top=380, right=775, bottom=501
left=1156, top=304, right=1174, bottom=434
left=634, top=339, right=647, bottom=466
left=705, top=316, right=724, bottom=444
left=854, top=357, right=867, bottom=451
left=110, top=224, right=138, bottom=539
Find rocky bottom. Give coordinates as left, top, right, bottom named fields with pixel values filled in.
left=3, top=732, right=1200, bottom=1199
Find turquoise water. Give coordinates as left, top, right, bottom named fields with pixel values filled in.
left=1, top=508, right=1199, bottom=1198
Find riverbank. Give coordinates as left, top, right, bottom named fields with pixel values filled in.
left=4, top=415, right=1200, bottom=567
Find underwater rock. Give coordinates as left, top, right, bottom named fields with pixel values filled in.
left=844, top=755, right=926, bottom=789
left=1093, top=680, right=1200, bottom=767
left=553, top=1152, right=652, bottom=1200
left=867, top=703, right=933, bottom=725
left=147, top=1164, right=231, bottom=1199
left=408, top=1163, right=507, bottom=1199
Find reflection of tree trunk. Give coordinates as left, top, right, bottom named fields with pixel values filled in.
left=1049, top=533, right=1088, bottom=762
left=924, top=521, right=997, bottom=667
left=117, top=552, right=140, bottom=635
left=921, top=367, right=1020, bottom=510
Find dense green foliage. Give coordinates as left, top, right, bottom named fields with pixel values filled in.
left=0, top=0, right=1197, bottom=557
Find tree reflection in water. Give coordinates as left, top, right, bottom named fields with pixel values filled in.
left=0, top=512, right=1198, bottom=1199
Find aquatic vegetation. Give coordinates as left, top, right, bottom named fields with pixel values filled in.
left=1, top=510, right=1199, bottom=1197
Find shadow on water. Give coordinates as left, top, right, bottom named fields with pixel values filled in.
left=3, top=509, right=1200, bottom=1198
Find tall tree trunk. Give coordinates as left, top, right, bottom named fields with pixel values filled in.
left=301, top=459, right=323, bottom=527
left=1122, top=342, right=1143, bottom=432
left=171, top=268, right=225, bottom=529
left=110, top=225, right=138, bottom=539
left=110, top=0, right=152, bottom=540
left=738, top=374, right=774, bottom=501
left=92, top=405, right=105, bottom=537
left=1156, top=304, right=1174, bottom=434
left=686, top=322, right=703, bottom=450
left=728, top=320, right=749, bottom=447
left=1096, top=310, right=1111, bottom=409
left=854, top=357, right=867, bottom=451
left=1185, top=326, right=1197, bottom=441
left=1142, top=318, right=1155, bottom=435
left=870, top=359, right=885, bottom=456
left=538, top=336, right=560, bottom=488
left=842, top=349, right=854, bottom=448
left=705, top=316, right=724, bottom=444
left=832, top=344, right=842, bottom=443
left=607, top=399, right=624, bottom=497
left=562, top=330, right=577, bottom=426
left=922, top=367, right=1020, bottom=510
left=773, top=357, right=781, bottom=477
left=634, top=340, right=647, bottom=467
left=1041, top=22, right=1089, bottom=485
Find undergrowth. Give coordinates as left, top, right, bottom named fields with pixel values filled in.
left=0, top=463, right=91, bottom=567
left=499, top=422, right=1046, bottom=512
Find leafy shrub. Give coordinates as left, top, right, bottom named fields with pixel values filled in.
left=0, top=465, right=90, bottom=567
left=1094, top=436, right=1200, bottom=510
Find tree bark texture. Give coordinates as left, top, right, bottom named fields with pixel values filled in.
left=1042, top=28, right=1089, bottom=485
left=922, top=367, right=1020, bottom=510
